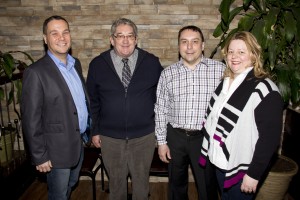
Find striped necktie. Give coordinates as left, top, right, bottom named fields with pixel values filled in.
left=121, top=58, right=131, bottom=89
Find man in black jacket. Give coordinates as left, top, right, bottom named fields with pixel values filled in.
left=21, top=15, right=89, bottom=200
left=87, top=18, right=163, bottom=200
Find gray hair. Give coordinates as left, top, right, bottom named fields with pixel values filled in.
left=110, top=18, right=138, bottom=36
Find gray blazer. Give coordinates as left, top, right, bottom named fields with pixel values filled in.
left=21, top=54, right=88, bottom=168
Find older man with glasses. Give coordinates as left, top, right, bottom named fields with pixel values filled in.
left=87, top=18, right=163, bottom=200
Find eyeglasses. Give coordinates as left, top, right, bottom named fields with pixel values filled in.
left=112, top=34, right=136, bottom=40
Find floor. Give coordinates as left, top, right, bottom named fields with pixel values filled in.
left=18, top=178, right=295, bottom=200
left=19, top=179, right=198, bottom=200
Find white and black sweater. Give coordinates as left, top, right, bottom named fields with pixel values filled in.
left=199, top=69, right=283, bottom=189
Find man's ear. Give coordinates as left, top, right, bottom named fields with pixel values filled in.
left=43, top=34, right=47, bottom=45
left=109, top=36, right=114, bottom=47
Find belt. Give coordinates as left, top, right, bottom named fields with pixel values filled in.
left=174, top=128, right=202, bottom=136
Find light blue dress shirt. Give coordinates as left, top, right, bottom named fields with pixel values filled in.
left=48, top=50, right=88, bottom=134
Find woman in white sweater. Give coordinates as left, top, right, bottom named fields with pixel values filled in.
left=199, top=31, right=283, bottom=200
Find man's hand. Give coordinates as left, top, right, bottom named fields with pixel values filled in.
left=92, top=135, right=101, bottom=148
left=241, top=174, right=258, bottom=193
left=158, top=144, right=171, bottom=163
left=36, top=160, right=52, bottom=173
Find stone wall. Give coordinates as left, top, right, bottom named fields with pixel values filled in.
left=1, top=0, right=243, bottom=182
left=0, top=0, right=237, bottom=76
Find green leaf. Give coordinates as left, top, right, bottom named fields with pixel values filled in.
left=291, top=7, right=300, bottom=22
left=213, top=22, right=226, bottom=38
left=275, top=64, right=291, bottom=103
left=288, top=60, right=300, bottom=104
left=295, top=40, right=300, bottom=64
left=2, top=53, right=15, bottom=79
left=7, top=88, right=14, bottom=106
left=279, top=0, right=297, bottom=8
left=267, top=34, right=277, bottom=70
left=238, top=13, right=256, bottom=31
left=219, top=0, right=233, bottom=27
left=9, top=50, right=34, bottom=64
left=296, top=19, right=300, bottom=43
left=290, top=74, right=300, bottom=104
left=263, top=7, right=280, bottom=35
left=21, top=51, right=34, bottom=64
left=251, top=0, right=263, bottom=11
left=284, top=11, right=297, bottom=43
left=212, top=0, right=300, bottom=107
left=221, top=28, right=239, bottom=49
left=213, top=6, right=244, bottom=38
left=14, top=79, right=22, bottom=104
left=243, top=0, right=253, bottom=9
left=228, top=6, right=244, bottom=22
left=252, top=19, right=267, bottom=49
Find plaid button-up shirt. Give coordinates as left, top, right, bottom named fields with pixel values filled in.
left=155, top=57, right=225, bottom=145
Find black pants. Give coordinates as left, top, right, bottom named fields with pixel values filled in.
left=216, top=169, right=254, bottom=200
left=167, top=124, right=218, bottom=200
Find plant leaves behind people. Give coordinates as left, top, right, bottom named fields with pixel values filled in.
left=211, top=0, right=300, bottom=107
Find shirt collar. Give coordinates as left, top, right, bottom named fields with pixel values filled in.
left=47, top=50, right=75, bottom=70
left=179, top=55, right=208, bottom=69
left=111, top=49, right=138, bottom=65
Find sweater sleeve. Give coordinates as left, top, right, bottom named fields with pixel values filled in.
left=247, top=91, right=283, bottom=180
left=86, top=58, right=102, bottom=136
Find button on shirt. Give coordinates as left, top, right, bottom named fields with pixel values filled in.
left=48, top=51, right=88, bottom=134
left=155, top=57, right=225, bottom=145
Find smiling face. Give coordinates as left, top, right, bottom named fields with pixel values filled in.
left=226, top=39, right=253, bottom=78
left=179, top=29, right=204, bottom=69
left=43, top=19, right=71, bottom=61
left=110, top=24, right=137, bottom=58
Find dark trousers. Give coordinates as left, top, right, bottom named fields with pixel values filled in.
left=167, top=124, right=218, bottom=200
left=216, top=168, right=254, bottom=200
left=101, top=133, right=156, bottom=200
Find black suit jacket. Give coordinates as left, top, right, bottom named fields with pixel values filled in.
left=21, top=54, right=88, bottom=168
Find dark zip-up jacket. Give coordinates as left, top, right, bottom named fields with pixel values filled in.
left=87, top=48, right=163, bottom=139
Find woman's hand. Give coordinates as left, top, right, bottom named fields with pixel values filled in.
left=241, top=174, right=258, bottom=193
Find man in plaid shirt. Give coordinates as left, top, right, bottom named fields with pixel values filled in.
left=155, top=25, right=225, bottom=200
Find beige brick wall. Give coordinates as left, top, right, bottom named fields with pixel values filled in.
left=1, top=0, right=244, bottom=182
left=0, top=0, right=234, bottom=77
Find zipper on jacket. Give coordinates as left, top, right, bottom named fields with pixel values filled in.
left=125, top=88, right=128, bottom=98
left=124, top=87, right=128, bottom=139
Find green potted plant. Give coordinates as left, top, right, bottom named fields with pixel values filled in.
left=210, top=0, right=300, bottom=108
left=0, top=50, right=33, bottom=165
left=0, top=50, right=34, bottom=104
left=210, top=0, right=300, bottom=199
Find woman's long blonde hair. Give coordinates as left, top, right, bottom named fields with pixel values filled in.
left=222, top=31, right=268, bottom=79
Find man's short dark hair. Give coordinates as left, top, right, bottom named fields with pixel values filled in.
left=43, top=15, right=69, bottom=35
left=178, top=25, right=205, bottom=43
